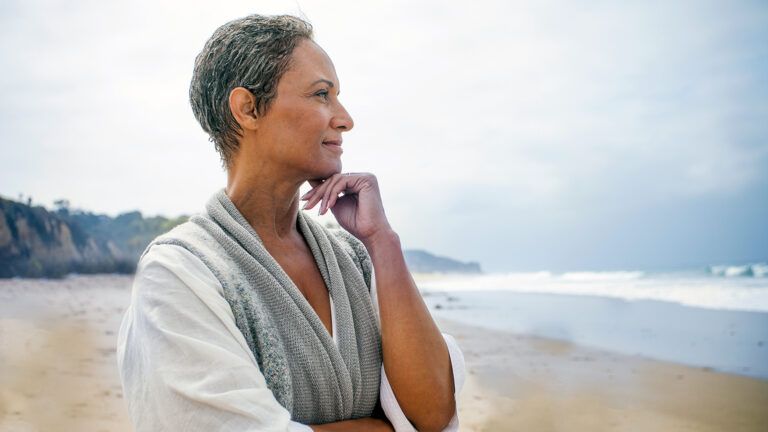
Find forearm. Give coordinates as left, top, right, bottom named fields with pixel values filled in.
left=310, top=417, right=393, bottom=431
left=362, top=229, right=455, bottom=432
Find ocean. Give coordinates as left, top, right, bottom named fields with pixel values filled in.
left=417, top=263, right=768, bottom=379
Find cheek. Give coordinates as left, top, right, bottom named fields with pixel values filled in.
left=292, top=110, right=328, bottom=137
left=270, top=114, right=326, bottom=162
left=266, top=99, right=330, bottom=147
left=269, top=112, right=315, bottom=144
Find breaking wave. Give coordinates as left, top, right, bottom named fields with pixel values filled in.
left=416, top=265, right=768, bottom=312
left=708, top=263, right=768, bottom=278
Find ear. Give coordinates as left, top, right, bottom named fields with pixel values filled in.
left=229, top=87, right=260, bottom=131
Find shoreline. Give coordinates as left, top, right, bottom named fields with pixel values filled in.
left=421, top=288, right=768, bottom=380
left=440, top=317, right=768, bottom=431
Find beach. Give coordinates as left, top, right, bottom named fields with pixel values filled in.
left=0, top=276, right=132, bottom=432
left=1, top=274, right=767, bottom=431
left=446, top=319, right=768, bottom=431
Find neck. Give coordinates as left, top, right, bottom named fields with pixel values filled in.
left=225, top=157, right=304, bottom=241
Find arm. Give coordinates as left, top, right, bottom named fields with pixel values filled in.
left=303, top=173, right=456, bottom=432
left=363, top=230, right=456, bottom=432
left=375, top=286, right=466, bottom=432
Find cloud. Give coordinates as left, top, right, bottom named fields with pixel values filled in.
left=1, top=0, right=766, bottom=270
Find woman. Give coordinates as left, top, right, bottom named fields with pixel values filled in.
left=117, top=14, right=464, bottom=432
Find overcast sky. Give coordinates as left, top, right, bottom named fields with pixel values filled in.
left=1, top=0, right=766, bottom=272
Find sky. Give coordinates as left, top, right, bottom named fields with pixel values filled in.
left=1, top=0, right=767, bottom=272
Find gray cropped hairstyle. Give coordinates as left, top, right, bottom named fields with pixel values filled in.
left=189, top=14, right=314, bottom=169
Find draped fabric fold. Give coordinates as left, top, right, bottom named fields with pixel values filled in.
left=140, top=188, right=382, bottom=424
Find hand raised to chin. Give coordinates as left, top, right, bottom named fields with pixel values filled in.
left=301, top=172, right=393, bottom=243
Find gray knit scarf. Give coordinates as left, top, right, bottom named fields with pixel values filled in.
left=142, top=188, right=382, bottom=424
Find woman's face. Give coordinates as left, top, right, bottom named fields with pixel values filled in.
left=251, top=39, right=354, bottom=180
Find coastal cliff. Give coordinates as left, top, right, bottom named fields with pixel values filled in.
left=0, top=197, right=481, bottom=278
left=0, top=197, right=186, bottom=278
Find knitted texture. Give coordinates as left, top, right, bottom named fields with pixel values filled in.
left=140, top=189, right=382, bottom=424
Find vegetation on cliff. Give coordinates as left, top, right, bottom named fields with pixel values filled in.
left=0, top=196, right=186, bottom=278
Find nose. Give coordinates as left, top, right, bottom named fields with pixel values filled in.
left=331, top=100, right=354, bottom=132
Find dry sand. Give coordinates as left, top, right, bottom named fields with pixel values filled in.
left=0, top=276, right=132, bottom=432
left=1, top=275, right=767, bottom=431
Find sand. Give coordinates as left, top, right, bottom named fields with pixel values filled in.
left=443, top=319, right=768, bottom=432
left=1, top=275, right=767, bottom=431
left=0, top=275, right=132, bottom=432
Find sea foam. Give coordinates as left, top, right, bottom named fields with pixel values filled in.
left=417, top=265, right=768, bottom=313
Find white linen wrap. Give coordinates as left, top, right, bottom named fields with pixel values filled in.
left=140, top=189, right=381, bottom=424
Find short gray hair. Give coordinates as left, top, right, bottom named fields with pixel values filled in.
left=189, top=14, right=313, bottom=169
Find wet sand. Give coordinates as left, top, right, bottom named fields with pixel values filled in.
left=443, top=319, right=768, bottom=432
left=421, top=289, right=768, bottom=379
left=1, top=275, right=767, bottom=431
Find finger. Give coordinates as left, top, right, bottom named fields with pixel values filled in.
left=303, top=178, right=332, bottom=210
left=326, top=176, right=356, bottom=211
left=320, top=173, right=346, bottom=214
left=323, top=184, right=350, bottom=215
left=300, top=187, right=318, bottom=201
left=303, top=179, right=325, bottom=201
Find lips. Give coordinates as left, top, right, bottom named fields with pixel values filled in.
left=322, top=140, right=343, bottom=153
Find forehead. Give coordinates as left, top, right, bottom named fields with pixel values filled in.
left=282, top=39, right=338, bottom=86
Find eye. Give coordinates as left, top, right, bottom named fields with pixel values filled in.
left=315, top=89, right=330, bottom=100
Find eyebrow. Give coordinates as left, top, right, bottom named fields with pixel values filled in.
left=310, top=79, right=335, bottom=88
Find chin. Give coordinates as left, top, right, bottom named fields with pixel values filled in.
left=327, top=159, right=343, bottom=175
left=314, top=161, right=342, bottom=180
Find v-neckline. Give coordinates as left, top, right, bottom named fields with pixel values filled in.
left=217, top=189, right=339, bottom=347
left=294, top=212, right=336, bottom=342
